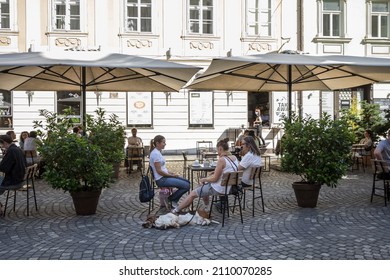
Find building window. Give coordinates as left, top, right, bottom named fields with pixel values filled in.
left=188, top=0, right=214, bottom=35
left=189, top=91, right=214, bottom=128
left=0, top=90, right=12, bottom=128
left=0, top=0, right=10, bottom=29
left=125, top=0, right=152, bottom=32
left=57, top=91, right=81, bottom=123
left=322, top=0, right=342, bottom=37
left=371, top=2, right=389, bottom=38
left=246, top=0, right=271, bottom=36
left=53, top=0, right=80, bottom=31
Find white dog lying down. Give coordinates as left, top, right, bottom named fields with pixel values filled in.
left=142, top=209, right=214, bottom=229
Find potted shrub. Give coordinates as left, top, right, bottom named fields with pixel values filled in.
left=281, top=113, right=354, bottom=207
left=86, top=108, right=126, bottom=179
left=34, top=109, right=112, bottom=215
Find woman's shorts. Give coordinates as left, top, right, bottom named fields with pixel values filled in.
left=194, top=183, right=221, bottom=197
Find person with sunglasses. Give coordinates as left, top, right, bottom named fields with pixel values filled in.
left=238, top=136, right=262, bottom=187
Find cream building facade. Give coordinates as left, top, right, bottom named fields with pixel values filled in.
left=0, top=0, right=389, bottom=152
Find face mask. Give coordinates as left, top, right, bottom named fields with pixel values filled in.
left=255, top=112, right=259, bottom=116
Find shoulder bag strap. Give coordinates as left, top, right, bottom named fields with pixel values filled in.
left=224, top=155, right=238, bottom=171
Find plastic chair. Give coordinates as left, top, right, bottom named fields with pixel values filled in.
left=371, top=159, right=390, bottom=206
left=210, top=171, right=243, bottom=227
left=241, top=166, right=265, bottom=216
left=2, top=163, right=38, bottom=216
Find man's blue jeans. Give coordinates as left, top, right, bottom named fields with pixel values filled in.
left=156, top=176, right=190, bottom=202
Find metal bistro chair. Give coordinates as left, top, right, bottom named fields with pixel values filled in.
left=196, top=140, right=213, bottom=159
left=371, top=159, right=390, bottom=206
left=146, top=165, right=173, bottom=214
left=127, top=146, right=144, bottom=174
left=351, top=145, right=365, bottom=172
left=240, top=166, right=265, bottom=217
left=210, top=171, right=243, bottom=227
left=2, top=163, right=38, bottom=217
left=181, top=151, right=188, bottom=179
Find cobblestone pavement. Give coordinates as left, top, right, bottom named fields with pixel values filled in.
left=1, top=160, right=390, bottom=260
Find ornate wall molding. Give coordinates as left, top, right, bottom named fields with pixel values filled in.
left=248, top=42, right=271, bottom=52
left=127, top=39, right=152, bottom=48
left=55, top=38, right=81, bottom=47
left=190, top=41, right=214, bottom=50
left=0, top=37, right=11, bottom=46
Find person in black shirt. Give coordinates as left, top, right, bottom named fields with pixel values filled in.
left=0, top=134, right=27, bottom=195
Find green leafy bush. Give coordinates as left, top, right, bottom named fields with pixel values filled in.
left=87, top=108, right=126, bottom=164
left=281, top=113, right=354, bottom=187
left=34, top=109, right=112, bottom=193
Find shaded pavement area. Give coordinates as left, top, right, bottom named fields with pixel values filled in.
left=1, top=159, right=390, bottom=260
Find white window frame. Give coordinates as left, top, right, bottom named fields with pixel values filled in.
left=51, top=0, right=82, bottom=32
left=368, top=1, right=390, bottom=38
left=318, top=0, right=346, bottom=38
left=187, top=0, right=215, bottom=35
left=125, top=0, right=152, bottom=33
left=0, top=90, right=13, bottom=129
left=245, top=0, right=272, bottom=37
left=0, top=0, right=10, bottom=29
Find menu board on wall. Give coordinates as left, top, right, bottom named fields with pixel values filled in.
left=189, top=92, right=213, bottom=126
left=127, top=92, right=152, bottom=126
left=321, top=91, right=334, bottom=116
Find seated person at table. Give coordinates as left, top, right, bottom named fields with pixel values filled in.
left=128, top=128, right=143, bottom=147
left=23, top=130, right=41, bottom=165
left=0, top=135, right=27, bottom=196
left=374, top=130, right=390, bottom=179
left=127, top=128, right=143, bottom=170
left=171, top=138, right=238, bottom=214
left=238, top=136, right=262, bottom=187
left=149, top=135, right=190, bottom=209
left=235, top=129, right=249, bottom=147
left=358, top=129, right=373, bottom=156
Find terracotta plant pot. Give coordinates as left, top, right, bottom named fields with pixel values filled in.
left=292, top=182, right=321, bottom=208
left=70, top=190, right=102, bottom=215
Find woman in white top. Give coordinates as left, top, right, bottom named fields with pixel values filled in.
left=238, top=136, right=262, bottom=186
left=23, top=130, right=40, bottom=165
left=172, top=138, right=238, bottom=214
left=149, top=135, right=190, bottom=208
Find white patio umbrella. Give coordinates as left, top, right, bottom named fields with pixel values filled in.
left=186, top=52, right=390, bottom=115
left=0, top=51, right=200, bottom=124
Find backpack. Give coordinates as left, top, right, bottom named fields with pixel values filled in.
left=139, top=167, right=154, bottom=203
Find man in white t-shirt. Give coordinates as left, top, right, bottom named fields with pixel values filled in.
left=238, top=136, right=262, bottom=186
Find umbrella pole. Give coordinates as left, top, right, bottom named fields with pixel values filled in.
left=82, top=67, right=87, bottom=129
left=288, top=65, right=292, bottom=118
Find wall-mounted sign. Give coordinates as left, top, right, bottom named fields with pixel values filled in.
left=189, top=91, right=213, bottom=127
left=127, top=92, right=152, bottom=127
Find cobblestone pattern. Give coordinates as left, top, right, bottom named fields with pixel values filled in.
left=1, top=161, right=390, bottom=260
